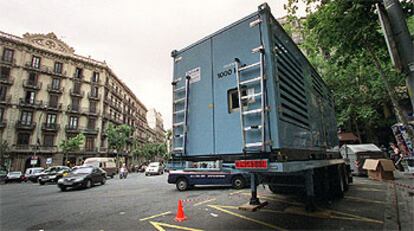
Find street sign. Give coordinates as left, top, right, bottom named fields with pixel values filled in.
left=30, top=159, right=38, bottom=165
left=46, top=158, right=52, bottom=165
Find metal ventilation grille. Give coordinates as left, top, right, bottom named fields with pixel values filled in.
left=274, top=36, right=310, bottom=129
left=311, top=70, right=324, bottom=99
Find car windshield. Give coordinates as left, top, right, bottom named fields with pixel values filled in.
left=44, top=167, right=57, bottom=173
left=10, top=172, right=21, bottom=175
left=32, top=169, right=43, bottom=173
left=149, top=163, right=159, bottom=167
left=72, top=167, right=93, bottom=174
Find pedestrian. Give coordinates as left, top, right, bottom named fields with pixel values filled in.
left=390, top=142, right=404, bottom=172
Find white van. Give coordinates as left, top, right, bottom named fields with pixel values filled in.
left=83, top=158, right=117, bottom=178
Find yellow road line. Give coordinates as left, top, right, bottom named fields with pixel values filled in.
left=194, top=198, right=216, bottom=206
left=344, top=196, right=385, bottom=205
left=241, top=193, right=303, bottom=206
left=149, top=221, right=203, bottom=231
left=139, top=211, right=172, bottom=221
left=229, top=190, right=247, bottom=195
left=208, top=205, right=288, bottom=231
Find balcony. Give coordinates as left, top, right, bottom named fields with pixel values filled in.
left=0, top=57, right=15, bottom=66
left=103, top=112, right=123, bottom=125
left=70, top=89, right=84, bottom=98
left=83, top=127, right=99, bottom=135
left=65, top=125, right=80, bottom=133
left=47, top=84, right=64, bottom=94
left=0, top=76, right=14, bottom=85
left=65, top=125, right=99, bottom=135
left=0, top=119, right=7, bottom=129
left=0, top=96, right=11, bottom=105
left=73, top=73, right=84, bottom=80
left=24, top=62, right=67, bottom=77
left=88, top=92, right=101, bottom=101
left=19, top=98, right=43, bottom=108
left=67, top=105, right=83, bottom=114
left=45, top=102, right=62, bottom=111
left=12, top=144, right=57, bottom=153
left=23, top=80, right=42, bottom=90
left=15, top=121, right=36, bottom=130
left=84, top=147, right=99, bottom=153
left=81, top=107, right=99, bottom=116
left=41, top=122, right=60, bottom=132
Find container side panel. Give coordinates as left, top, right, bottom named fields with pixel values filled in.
left=212, top=15, right=264, bottom=154
left=172, top=40, right=214, bottom=156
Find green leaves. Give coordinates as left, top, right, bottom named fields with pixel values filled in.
left=105, top=123, right=133, bottom=151
left=59, top=133, right=85, bottom=153
left=132, top=143, right=168, bottom=162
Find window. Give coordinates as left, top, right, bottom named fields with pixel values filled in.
left=51, top=78, right=60, bottom=90
left=20, top=111, right=33, bottom=125
left=92, top=72, right=99, bottom=83
left=85, top=137, right=95, bottom=151
left=0, top=86, right=7, bottom=101
left=17, top=133, right=30, bottom=145
left=88, top=118, right=96, bottom=129
left=44, top=135, right=55, bottom=147
left=25, top=91, right=35, bottom=104
left=73, top=82, right=81, bottom=93
left=0, top=108, right=4, bottom=121
left=49, top=95, right=58, bottom=108
left=31, top=56, right=41, bottom=69
left=0, top=67, right=10, bottom=79
left=2, top=48, right=14, bottom=62
left=227, top=88, right=247, bottom=113
left=69, top=116, right=78, bottom=129
left=54, top=62, right=63, bottom=74
left=91, top=86, right=98, bottom=97
left=28, top=72, right=37, bottom=85
left=75, top=67, right=83, bottom=78
left=71, top=98, right=79, bottom=111
left=90, top=102, right=97, bottom=113
left=46, top=114, right=57, bottom=125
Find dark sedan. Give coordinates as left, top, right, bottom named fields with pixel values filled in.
left=57, top=166, right=106, bottom=191
left=38, top=166, right=71, bottom=185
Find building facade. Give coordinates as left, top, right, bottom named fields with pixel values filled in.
left=146, top=108, right=166, bottom=143
left=0, top=31, right=149, bottom=171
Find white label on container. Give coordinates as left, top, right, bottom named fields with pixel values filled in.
left=186, top=67, right=201, bottom=84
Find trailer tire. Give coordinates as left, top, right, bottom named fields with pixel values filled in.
left=332, top=165, right=345, bottom=199
left=232, top=176, right=246, bottom=189
left=176, top=178, right=188, bottom=191
left=342, top=165, right=349, bottom=192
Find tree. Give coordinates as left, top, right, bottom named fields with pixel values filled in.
left=0, top=139, right=10, bottom=169
left=59, top=133, right=85, bottom=166
left=284, top=0, right=413, bottom=143
left=105, top=123, right=133, bottom=168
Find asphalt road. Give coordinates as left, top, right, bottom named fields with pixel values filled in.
left=0, top=173, right=390, bottom=231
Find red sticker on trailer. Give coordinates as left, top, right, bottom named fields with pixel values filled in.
left=235, top=160, right=268, bottom=169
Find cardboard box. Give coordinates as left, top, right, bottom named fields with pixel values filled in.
left=363, top=159, right=395, bottom=181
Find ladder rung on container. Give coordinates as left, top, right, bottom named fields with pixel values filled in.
left=174, top=109, right=185, bottom=114
left=239, top=62, right=261, bottom=71
left=172, top=75, right=191, bottom=155
left=244, top=125, right=262, bottom=131
left=173, top=122, right=184, bottom=127
left=243, top=109, right=262, bottom=115
left=173, top=147, right=184, bottom=152
left=240, top=77, right=261, bottom=85
left=174, top=98, right=185, bottom=103
left=174, top=87, right=185, bottom=92
left=245, top=142, right=263, bottom=148
left=241, top=92, right=262, bottom=100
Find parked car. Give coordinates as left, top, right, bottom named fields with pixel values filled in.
left=145, top=162, right=164, bottom=176
left=0, top=168, right=7, bottom=184
left=24, top=167, right=44, bottom=183
left=340, top=144, right=386, bottom=176
left=83, top=157, right=117, bottom=178
left=38, top=166, right=71, bottom=185
left=57, top=166, right=106, bottom=191
left=137, top=164, right=147, bottom=173
left=5, top=171, right=24, bottom=183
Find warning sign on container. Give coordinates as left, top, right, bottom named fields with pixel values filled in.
left=186, top=67, right=201, bottom=84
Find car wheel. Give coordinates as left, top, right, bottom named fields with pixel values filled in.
left=60, top=186, right=67, bottom=192
left=85, top=180, right=92, bottom=189
left=39, top=181, right=45, bottom=185
left=145, top=173, right=149, bottom=176
left=101, top=177, right=106, bottom=185
left=176, top=178, right=188, bottom=191
left=232, top=176, right=246, bottom=189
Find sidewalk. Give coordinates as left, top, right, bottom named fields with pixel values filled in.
left=390, top=171, right=414, bottom=231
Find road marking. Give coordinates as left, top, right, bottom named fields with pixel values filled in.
left=208, top=205, right=288, bottom=231
left=344, top=196, right=385, bottom=204
left=229, top=190, right=247, bottom=195
left=194, top=198, right=216, bottom=206
left=140, top=211, right=172, bottom=221
left=149, top=221, right=203, bottom=231
left=352, top=187, right=384, bottom=192
left=241, top=193, right=303, bottom=206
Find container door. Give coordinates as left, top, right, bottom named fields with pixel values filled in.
left=173, top=40, right=214, bottom=156
left=212, top=15, right=263, bottom=154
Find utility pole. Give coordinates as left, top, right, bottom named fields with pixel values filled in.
left=380, top=0, right=414, bottom=111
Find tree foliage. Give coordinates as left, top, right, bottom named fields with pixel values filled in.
left=0, top=139, right=10, bottom=167
left=59, top=133, right=85, bottom=154
left=105, top=123, right=133, bottom=151
left=132, top=143, right=168, bottom=162
left=284, top=0, right=413, bottom=142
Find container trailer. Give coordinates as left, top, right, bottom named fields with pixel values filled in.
left=171, top=3, right=350, bottom=210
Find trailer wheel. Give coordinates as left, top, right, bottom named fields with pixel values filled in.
left=331, top=165, right=345, bottom=199
left=176, top=178, right=188, bottom=191
left=342, top=165, right=349, bottom=192
left=232, top=176, right=246, bottom=189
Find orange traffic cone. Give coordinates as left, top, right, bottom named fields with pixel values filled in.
left=175, top=199, right=187, bottom=222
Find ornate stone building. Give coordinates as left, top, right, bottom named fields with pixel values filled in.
left=146, top=108, right=166, bottom=143
left=0, top=31, right=149, bottom=171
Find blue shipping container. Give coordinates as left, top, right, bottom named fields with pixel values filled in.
left=171, top=4, right=339, bottom=162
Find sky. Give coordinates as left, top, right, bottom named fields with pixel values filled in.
left=0, top=0, right=307, bottom=129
